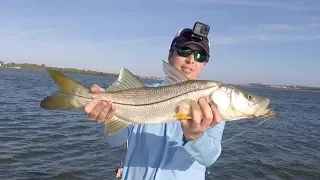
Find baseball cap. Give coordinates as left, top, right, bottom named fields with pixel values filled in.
left=170, top=28, right=211, bottom=59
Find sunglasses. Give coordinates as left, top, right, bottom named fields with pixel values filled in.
left=175, top=46, right=208, bottom=63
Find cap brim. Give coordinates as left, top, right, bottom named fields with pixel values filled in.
left=179, top=41, right=209, bottom=55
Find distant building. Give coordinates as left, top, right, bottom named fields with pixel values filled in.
left=0, top=61, right=3, bottom=67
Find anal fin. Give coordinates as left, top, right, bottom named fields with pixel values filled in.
left=104, top=116, right=130, bottom=135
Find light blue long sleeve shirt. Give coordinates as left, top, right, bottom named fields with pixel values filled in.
left=105, top=82, right=225, bottom=180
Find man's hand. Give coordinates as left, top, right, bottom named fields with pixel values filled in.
left=83, top=84, right=116, bottom=122
left=179, top=97, right=222, bottom=141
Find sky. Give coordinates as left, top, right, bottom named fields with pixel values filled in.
left=0, top=0, right=319, bottom=87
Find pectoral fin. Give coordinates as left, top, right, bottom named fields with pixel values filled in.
left=174, top=99, right=202, bottom=120
left=173, top=112, right=192, bottom=120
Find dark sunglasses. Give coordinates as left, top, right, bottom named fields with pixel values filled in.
left=175, top=46, right=208, bottom=63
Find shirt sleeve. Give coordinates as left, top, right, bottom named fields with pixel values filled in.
left=104, top=125, right=133, bottom=147
left=182, top=121, right=226, bottom=167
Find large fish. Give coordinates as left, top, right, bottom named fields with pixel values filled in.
left=40, top=60, right=275, bottom=135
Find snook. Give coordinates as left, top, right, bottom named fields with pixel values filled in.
left=40, top=60, right=275, bottom=135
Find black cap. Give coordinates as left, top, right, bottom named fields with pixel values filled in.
left=170, top=28, right=211, bottom=58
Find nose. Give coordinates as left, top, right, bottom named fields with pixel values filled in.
left=185, top=53, right=196, bottom=64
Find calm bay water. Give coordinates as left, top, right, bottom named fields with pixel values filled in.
left=0, top=68, right=319, bottom=180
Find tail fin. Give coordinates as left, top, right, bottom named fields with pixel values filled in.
left=40, top=69, right=92, bottom=110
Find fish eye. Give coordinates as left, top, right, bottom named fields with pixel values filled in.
left=247, top=94, right=253, bottom=101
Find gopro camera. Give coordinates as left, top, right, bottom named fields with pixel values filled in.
left=192, top=22, right=210, bottom=38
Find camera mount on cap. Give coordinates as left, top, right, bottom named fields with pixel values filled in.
left=191, top=22, right=210, bottom=41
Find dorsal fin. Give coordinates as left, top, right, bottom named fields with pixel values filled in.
left=162, top=60, right=190, bottom=85
left=106, top=67, right=146, bottom=91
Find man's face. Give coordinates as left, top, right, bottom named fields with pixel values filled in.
left=168, top=44, right=207, bottom=80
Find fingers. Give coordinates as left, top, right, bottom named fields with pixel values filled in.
left=180, top=98, right=222, bottom=141
left=96, top=102, right=112, bottom=122
left=189, top=98, right=221, bottom=130
left=90, top=84, right=106, bottom=93
left=83, top=84, right=115, bottom=122
left=89, top=101, right=106, bottom=121
left=199, top=98, right=213, bottom=128
left=84, top=100, right=115, bottom=122
left=176, top=104, right=184, bottom=113
left=83, top=96, right=102, bottom=115
left=209, top=102, right=222, bottom=127
left=106, top=104, right=116, bottom=120
left=190, top=100, right=202, bottom=130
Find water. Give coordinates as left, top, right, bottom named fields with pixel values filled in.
left=0, top=68, right=319, bottom=180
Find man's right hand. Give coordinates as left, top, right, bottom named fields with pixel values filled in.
left=83, top=84, right=116, bottom=122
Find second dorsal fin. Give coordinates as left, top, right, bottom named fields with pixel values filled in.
left=162, top=60, right=190, bottom=84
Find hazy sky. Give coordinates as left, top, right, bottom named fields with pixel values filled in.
left=0, top=0, right=319, bottom=86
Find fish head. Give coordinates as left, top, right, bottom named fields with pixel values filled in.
left=210, top=86, right=276, bottom=121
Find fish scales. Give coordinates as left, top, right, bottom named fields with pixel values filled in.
left=99, top=80, right=221, bottom=105
left=114, top=87, right=218, bottom=124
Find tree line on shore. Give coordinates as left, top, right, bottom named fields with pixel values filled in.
left=0, top=61, right=164, bottom=80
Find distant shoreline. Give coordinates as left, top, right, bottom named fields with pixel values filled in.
left=0, top=62, right=163, bottom=81
left=1, top=62, right=319, bottom=91
left=237, top=83, right=320, bottom=92
left=235, top=84, right=320, bottom=93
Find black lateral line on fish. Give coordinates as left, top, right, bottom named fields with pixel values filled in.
left=62, top=87, right=213, bottom=107
left=57, top=81, right=217, bottom=106
left=111, top=87, right=214, bottom=106
left=58, top=91, right=92, bottom=99
left=111, top=94, right=190, bottom=106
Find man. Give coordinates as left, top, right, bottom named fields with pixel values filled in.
left=83, top=22, right=225, bottom=180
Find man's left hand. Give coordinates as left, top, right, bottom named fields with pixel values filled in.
left=178, top=97, right=222, bottom=141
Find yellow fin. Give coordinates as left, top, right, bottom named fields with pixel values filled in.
left=104, top=116, right=130, bottom=135
left=173, top=112, right=192, bottom=120
left=174, top=99, right=202, bottom=120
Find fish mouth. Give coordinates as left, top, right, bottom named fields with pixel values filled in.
left=253, top=99, right=276, bottom=118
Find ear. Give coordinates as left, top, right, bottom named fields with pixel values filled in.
left=168, top=50, right=174, bottom=62
left=204, top=59, right=210, bottom=65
